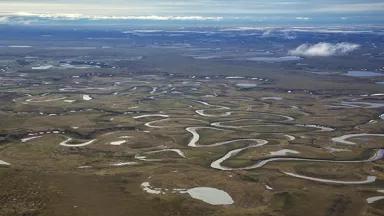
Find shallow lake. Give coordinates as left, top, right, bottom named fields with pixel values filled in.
left=184, top=187, right=234, bottom=205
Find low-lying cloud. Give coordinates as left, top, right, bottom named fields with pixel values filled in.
left=0, top=16, right=9, bottom=24
left=4, top=12, right=223, bottom=21
left=289, top=42, right=360, bottom=57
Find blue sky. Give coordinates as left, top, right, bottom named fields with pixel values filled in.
left=0, top=0, right=383, bottom=25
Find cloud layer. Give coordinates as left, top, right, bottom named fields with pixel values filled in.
left=289, top=42, right=360, bottom=57
left=8, top=12, right=223, bottom=21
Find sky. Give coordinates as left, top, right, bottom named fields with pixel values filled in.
left=0, top=0, right=383, bottom=26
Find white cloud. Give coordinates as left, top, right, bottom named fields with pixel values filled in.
left=289, top=42, right=360, bottom=57
left=295, top=17, right=311, bottom=20
left=10, top=12, right=223, bottom=21
left=0, top=16, right=9, bottom=24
